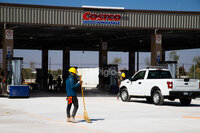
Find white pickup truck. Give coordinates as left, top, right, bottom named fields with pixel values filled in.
left=120, top=67, right=200, bottom=105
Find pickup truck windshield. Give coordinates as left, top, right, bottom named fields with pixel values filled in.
left=132, top=71, right=146, bottom=81
left=147, top=70, right=172, bottom=79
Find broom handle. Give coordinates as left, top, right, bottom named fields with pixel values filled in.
left=80, top=76, right=86, bottom=110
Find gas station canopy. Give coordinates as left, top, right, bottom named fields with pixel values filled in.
left=0, top=3, right=200, bottom=52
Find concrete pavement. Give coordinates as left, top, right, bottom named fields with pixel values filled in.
left=0, top=93, right=200, bottom=133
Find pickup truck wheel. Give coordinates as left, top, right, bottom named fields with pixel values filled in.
left=152, top=90, right=164, bottom=105
left=179, top=98, right=192, bottom=106
left=120, top=89, right=130, bottom=102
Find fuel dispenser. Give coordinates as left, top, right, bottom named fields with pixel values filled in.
left=161, top=61, right=177, bottom=78
left=7, top=57, right=29, bottom=97
left=100, top=65, right=118, bottom=93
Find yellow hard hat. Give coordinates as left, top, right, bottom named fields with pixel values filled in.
left=121, top=73, right=125, bottom=78
left=69, top=67, right=77, bottom=74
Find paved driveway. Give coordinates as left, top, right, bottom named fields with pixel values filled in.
left=0, top=95, right=200, bottom=133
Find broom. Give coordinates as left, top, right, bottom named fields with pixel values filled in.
left=80, top=76, right=91, bottom=123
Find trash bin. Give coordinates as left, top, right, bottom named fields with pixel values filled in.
left=9, top=85, right=30, bottom=98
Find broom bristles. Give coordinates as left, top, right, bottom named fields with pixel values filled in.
left=84, top=110, right=91, bottom=123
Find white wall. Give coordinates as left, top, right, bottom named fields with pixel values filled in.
left=78, top=68, right=99, bottom=88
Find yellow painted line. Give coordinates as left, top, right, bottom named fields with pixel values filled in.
left=26, top=114, right=36, bottom=117
left=78, top=126, right=87, bottom=129
left=45, top=118, right=53, bottom=121
left=75, top=115, right=84, bottom=119
left=182, top=116, right=200, bottom=119
left=65, top=122, right=75, bottom=126
left=56, top=121, right=65, bottom=123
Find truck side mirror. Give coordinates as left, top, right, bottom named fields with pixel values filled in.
left=129, top=78, right=133, bottom=81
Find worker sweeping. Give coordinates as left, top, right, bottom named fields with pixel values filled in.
left=66, top=67, right=82, bottom=123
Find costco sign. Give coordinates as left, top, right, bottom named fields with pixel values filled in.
left=82, top=12, right=121, bottom=25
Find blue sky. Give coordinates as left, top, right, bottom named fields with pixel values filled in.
left=1, top=0, right=200, bottom=11
left=1, top=0, right=200, bottom=71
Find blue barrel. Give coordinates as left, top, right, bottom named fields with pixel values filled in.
left=9, top=85, right=30, bottom=98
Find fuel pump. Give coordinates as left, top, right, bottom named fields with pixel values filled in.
left=7, top=57, right=29, bottom=97
left=101, top=64, right=118, bottom=93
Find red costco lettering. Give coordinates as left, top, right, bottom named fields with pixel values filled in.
left=97, top=14, right=104, bottom=20
left=114, top=15, right=121, bottom=21
left=90, top=14, right=97, bottom=20
left=83, top=12, right=90, bottom=20
left=103, top=14, right=108, bottom=21
left=108, top=15, right=114, bottom=21
left=83, top=12, right=121, bottom=21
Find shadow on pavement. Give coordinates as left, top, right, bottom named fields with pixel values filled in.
left=29, top=88, right=116, bottom=98
left=129, top=99, right=200, bottom=107
left=77, top=118, right=105, bottom=123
